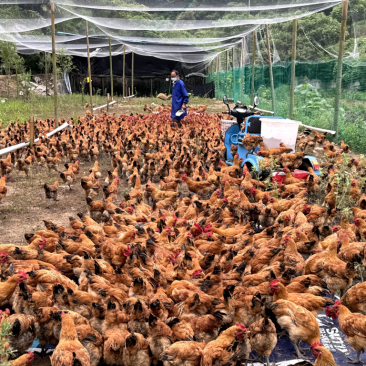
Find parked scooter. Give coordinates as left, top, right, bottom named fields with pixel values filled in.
left=222, top=95, right=261, bottom=130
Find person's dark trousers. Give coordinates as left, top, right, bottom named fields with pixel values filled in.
left=171, top=118, right=181, bottom=128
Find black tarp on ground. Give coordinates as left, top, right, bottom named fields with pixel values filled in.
left=185, top=81, right=214, bottom=98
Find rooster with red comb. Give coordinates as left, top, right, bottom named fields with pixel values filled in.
left=270, top=294, right=321, bottom=358
left=326, top=300, right=366, bottom=364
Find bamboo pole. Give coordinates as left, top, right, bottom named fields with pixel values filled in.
left=51, top=3, right=58, bottom=127
left=123, top=44, right=126, bottom=97
left=109, top=37, right=113, bottom=99
left=45, top=51, right=48, bottom=96
left=85, top=20, right=93, bottom=111
left=132, top=51, right=134, bottom=95
left=241, top=37, right=245, bottom=104
left=217, top=54, right=220, bottom=99
left=29, top=116, right=35, bottom=148
left=265, top=24, right=276, bottom=114
left=289, top=19, right=297, bottom=119
left=250, top=30, right=256, bottom=105
left=334, top=1, right=349, bottom=137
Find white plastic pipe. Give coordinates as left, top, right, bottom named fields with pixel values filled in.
left=300, top=123, right=336, bottom=135
left=0, top=122, right=71, bottom=157
left=93, top=100, right=116, bottom=111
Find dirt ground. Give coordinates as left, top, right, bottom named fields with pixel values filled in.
left=0, top=153, right=121, bottom=244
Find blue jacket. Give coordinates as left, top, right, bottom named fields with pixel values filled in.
left=171, top=79, right=189, bottom=120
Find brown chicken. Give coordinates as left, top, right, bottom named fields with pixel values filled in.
left=43, top=181, right=59, bottom=208
left=248, top=317, right=277, bottom=366
left=10, top=352, right=34, bottom=366
left=51, top=312, right=90, bottom=366
left=0, top=174, right=7, bottom=203
left=270, top=279, right=333, bottom=316
left=270, top=298, right=321, bottom=358
left=326, top=301, right=366, bottom=364
left=161, top=341, right=205, bottom=366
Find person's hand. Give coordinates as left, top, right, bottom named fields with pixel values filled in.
left=182, top=103, right=186, bottom=109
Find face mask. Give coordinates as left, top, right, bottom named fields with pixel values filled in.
left=171, top=77, right=178, bottom=82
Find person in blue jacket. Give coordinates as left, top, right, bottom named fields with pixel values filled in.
left=167, top=70, right=189, bottom=128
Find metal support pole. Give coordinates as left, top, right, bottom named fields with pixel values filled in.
left=289, top=19, right=297, bottom=119
left=109, top=37, right=113, bottom=99
left=29, top=116, right=35, bottom=148
left=86, top=20, right=93, bottom=110
left=123, top=44, right=126, bottom=97
left=265, top=24, right=276, bottom=114
left=51, top=3, right=58, bottom=127
left=334, top=1, right=348, bottom=137
left=250, top=30, right=256, bottom=105
left=132, top=51, right=134, bottom=95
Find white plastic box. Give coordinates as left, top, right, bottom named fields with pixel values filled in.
left=260, top=118, right=301, bottom=153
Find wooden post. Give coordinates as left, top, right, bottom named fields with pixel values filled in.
left=123, top=44, right=126, bottom=97
left=334, top=1, right=349, bottom=137
left=250, top=30, right=256, bottom=105
left=51, top=3, right=58, bottom=127
left=86, top=20, right=93, bottom=111
left=131, top=52, right=134, bottom=95
left=109, top=37, right=113, bottom=99
left=265, top=24, right=276, bottom=114
left=29, top=116, right=35, bottom=148
left=128, top=87, right=131, bottom=96
left=107, top=93, right=109, bottom=113
left=289, top=19, right=297, bottom=119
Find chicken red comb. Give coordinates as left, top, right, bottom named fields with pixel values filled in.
left=270, top=279, right=279, bottom=286
left=285, top=235, right=291, bottom=239
left=206, top=231, right=213, bottom=237
left=41, top=236, right=46, bottom=243
left=223, top=198, right=228, bottom=202
left=310, top=342, right=323, bottom=349
left=5, top=309, right=10, bottom=314
left=236, top=323, right=247, bottom=331
left=0, top=252, right=8, bottom=257
left=182, top=174, right=187, bottom=177
left=203, top=224, right=212, bottom=232
left=334, top=300, right=341, bottom=306
left=332, top=225, right=339, bottom=230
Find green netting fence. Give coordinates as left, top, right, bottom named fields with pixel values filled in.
left=207, top=60, right=366, bottom=154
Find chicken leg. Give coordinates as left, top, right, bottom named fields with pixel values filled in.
left=347, top=350, right=361, bottom=364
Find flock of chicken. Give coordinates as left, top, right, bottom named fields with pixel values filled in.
left=0, top=110, right=366, bottom=366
